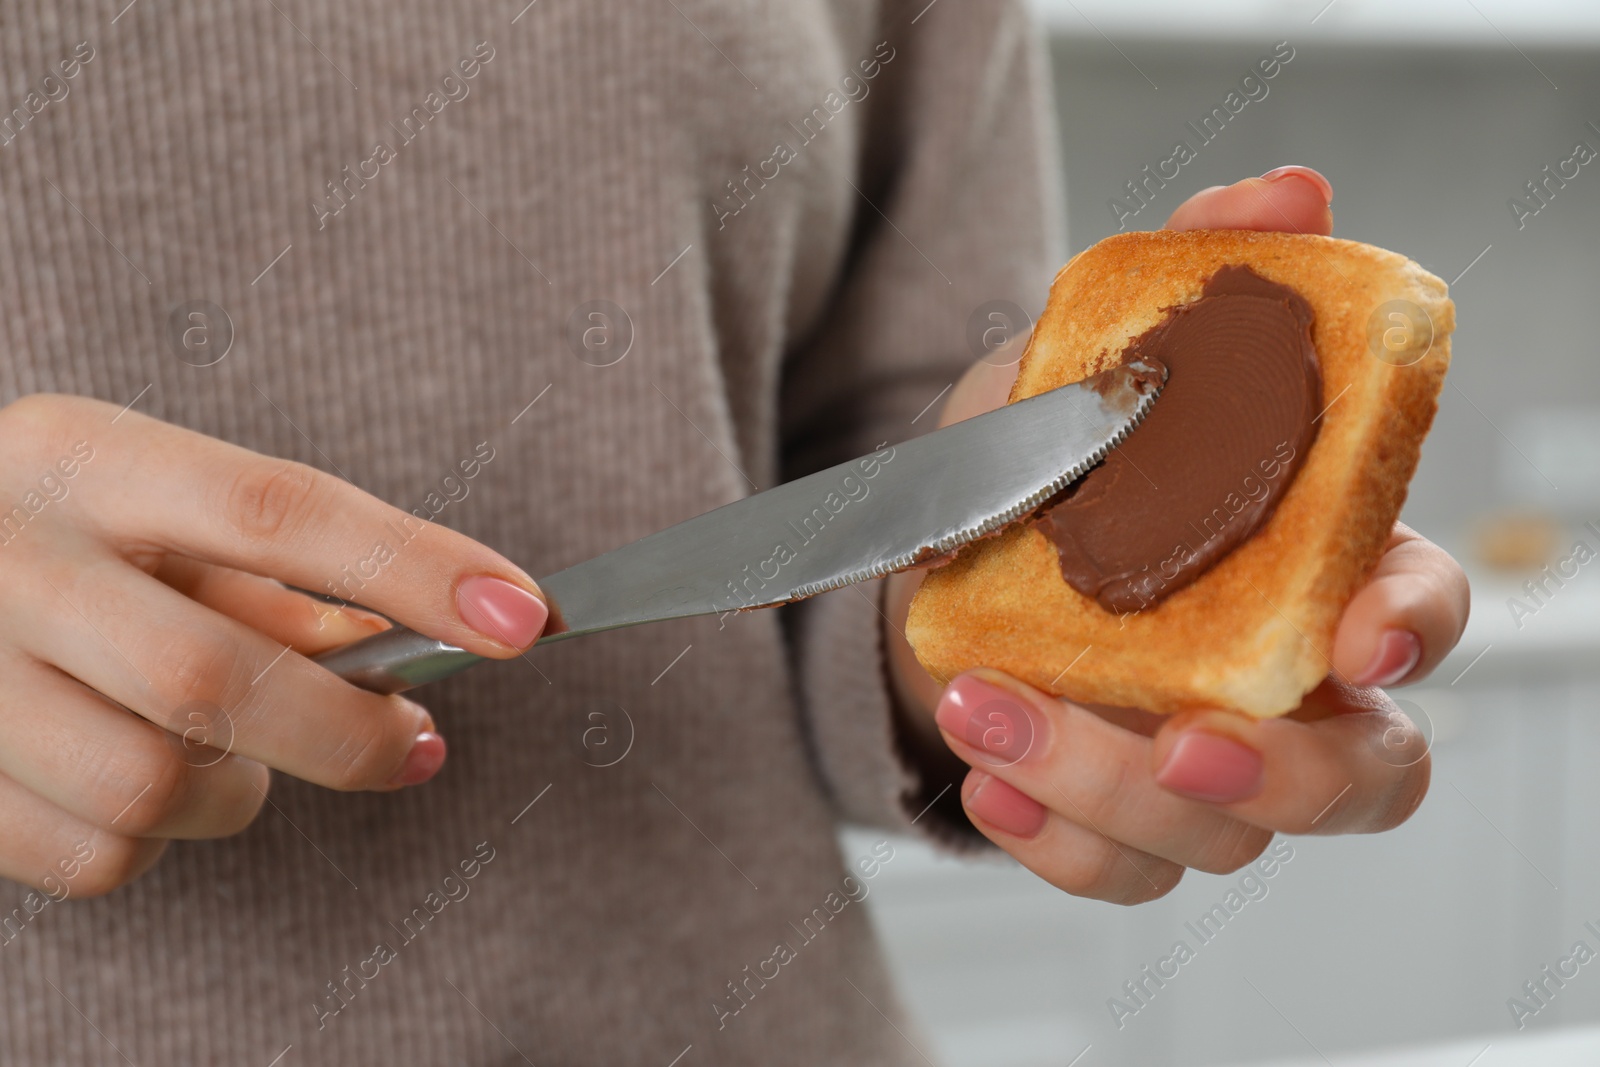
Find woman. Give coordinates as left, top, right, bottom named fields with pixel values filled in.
left=0, top=1, right=1465, bottom=1063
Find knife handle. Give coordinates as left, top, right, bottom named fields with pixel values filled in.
left=311, top=626, right=484, bottom=695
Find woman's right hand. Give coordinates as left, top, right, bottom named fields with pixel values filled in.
left=0, top=394, right=549, bottom=897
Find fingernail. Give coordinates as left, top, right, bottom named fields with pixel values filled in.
left=963, top=772, right=1048, bottom=838
left=1354, top=630, right=1422, bottom=688
left=1155, top=732, right=1265, bottom=804
left=349, top=608, right=394, bottom=634
left=1259, top=165, right=1333, bottom=205
left=400, top=697, right=437, bottom=736
left=934, top=672, right=1044, bottom=768
left=456, top=575, right=548, bottom=647
left=327, top=609, right=392, bottom=640
left=388, top=731, right=447, bottom=788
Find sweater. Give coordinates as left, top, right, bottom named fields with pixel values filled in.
left=0, top=0, right=1062, bottom=1062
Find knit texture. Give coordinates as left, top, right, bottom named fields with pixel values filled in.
left=0, top=0, right=1061, bottom=1062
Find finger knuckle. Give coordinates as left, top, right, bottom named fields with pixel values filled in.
left=1120, top=863, right=1185, bottom=906
left=222, top=460, right=328, bottom=545
left=320, top=708, right=406, bottom=791
left=68, top=833, right=153, bottom=898
left=1076, top=750, right=1139, bottom=829
left=90, top=743, right=190, bottom=837
left=1371, top=757, right=1431, bottom=834
left=1192, top=823, right=1272, bottom=876
left=1280, top=807, right=1325, bottom=837
left=0, top=394, right=85, bottom=464
left=0, top=392, right=65, bottom=433
left=1278, top=777, right=1349, bottom=836
left=1058, top=840, right=1171, bottom=905
left=152, top=632, right=248, bottom=712
left=1051, top=857, right=1107, bottom=901
left=0, top=395, right=48, bottom=449
left=214, top=764, right=271, bottom=836
left=1094, top=844, right=1184, bottom=908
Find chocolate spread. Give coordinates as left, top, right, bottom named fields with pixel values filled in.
left=1037, top=265, right=1321, bottom=613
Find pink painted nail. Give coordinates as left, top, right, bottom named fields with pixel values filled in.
left=456, top=576, right=548, bottom=647
left=963, top=772, right=1048, bottom=838
left=1354, top=630, right=1422, bottom=688
left=388, top=731, right=446, bottom=788
left=934, top=674, right=1042, bottom=768
left=1259, top=165, right=1334, bottom=205
left=1155, top=732, right=1265, bottom=804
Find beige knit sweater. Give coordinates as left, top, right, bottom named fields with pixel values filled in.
left=0, top=1, right=1061, bottom=1062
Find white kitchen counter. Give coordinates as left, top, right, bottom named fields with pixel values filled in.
left=1432, top=559, right=1600, bottom=687
left=1244, top=1024, right=1600, bottom=1067
left=1023, top=0, right=1600, bottom=45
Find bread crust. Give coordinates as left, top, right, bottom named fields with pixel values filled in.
left=905, top=229, right=1453, bottom=718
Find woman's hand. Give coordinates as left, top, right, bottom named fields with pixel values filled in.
left=0, top=394, right=548, bottom=896
left=884, top=167, right=1470, bottom=903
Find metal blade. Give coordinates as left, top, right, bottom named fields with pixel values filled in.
left=537, top=359, right=1163, bottom=641
left=314, top=359, right=1163, bottom=693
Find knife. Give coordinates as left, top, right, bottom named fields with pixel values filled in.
left=313, top=360, right=1164, bottom=694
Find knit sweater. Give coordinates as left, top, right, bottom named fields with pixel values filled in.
left=0, top=1, right=1062, bottom=1062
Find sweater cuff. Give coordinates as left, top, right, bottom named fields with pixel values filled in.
left=791, top=580, right=990, bottom=853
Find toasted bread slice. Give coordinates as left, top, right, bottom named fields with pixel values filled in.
left=905, top=229, right=1453, bottom=718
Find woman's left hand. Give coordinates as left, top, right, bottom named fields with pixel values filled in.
left=883, top=166, right=1470, bottom=903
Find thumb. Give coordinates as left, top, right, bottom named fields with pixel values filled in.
left=941, top=166, right=1334, bottom=429
left=1165, top=165, right=1334, bottom=235
left=936, top=334, right=1028, bottom=428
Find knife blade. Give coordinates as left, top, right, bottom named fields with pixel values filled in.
left=313, top=359, right=1164, bottom=693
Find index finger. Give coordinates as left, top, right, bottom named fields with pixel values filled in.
left=57, top=397, right=546, bottom=657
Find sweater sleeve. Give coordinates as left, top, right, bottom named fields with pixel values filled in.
left=779, top=0, right=1064, bottom=846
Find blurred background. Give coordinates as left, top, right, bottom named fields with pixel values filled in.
left=844, top=1, right=1600, bottom=1064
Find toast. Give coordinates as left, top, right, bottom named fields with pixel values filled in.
left=905, top=229, right=1453, bottom=718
